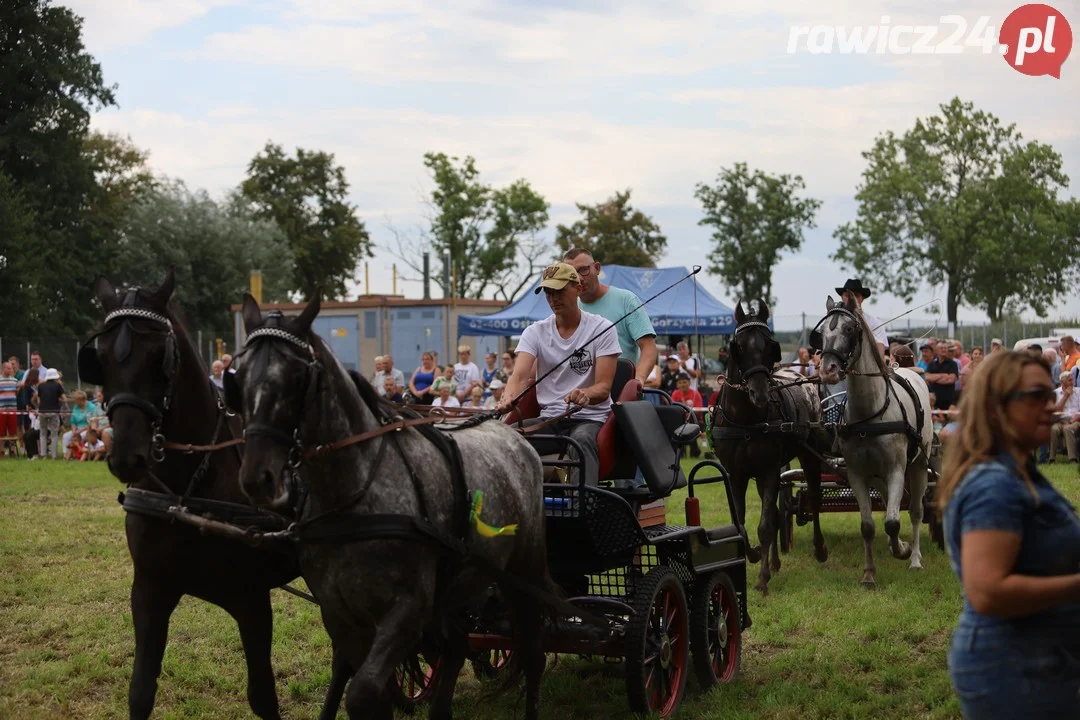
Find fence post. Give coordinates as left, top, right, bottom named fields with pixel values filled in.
left=198, top=330, right=203, bottom=365
left=76, top=340, right=81, bottom=389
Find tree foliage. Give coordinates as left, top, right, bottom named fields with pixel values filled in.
left=112, top=181, right=294, bottom=334
left=0, top=0, right=117, bottom=336
left=694, top=163, right=821, bottom=307
left=240, top=142, right=372, bottom=300
left=554, top=189, right=666, bottom=267
left=833, top=97, right=1080, bottom=323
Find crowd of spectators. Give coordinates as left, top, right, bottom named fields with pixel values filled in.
left=0, top=352, right=110, bottom=461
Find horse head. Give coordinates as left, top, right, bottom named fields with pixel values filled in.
left=83, top=269, right=180, bottom=484
left=227, top=292, right=322, bottom=509
left=817, top=294, right=863, bottom=384
left=728, top=299, right=781, bottom=408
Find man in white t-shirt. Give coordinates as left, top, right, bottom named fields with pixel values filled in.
left=837, top=278, right=887, bottom=358
left=674, top=341, right=699, bottom=390
left=499, top=262, right=622, bottom=487
left=453, top=345, right=482, bottom=401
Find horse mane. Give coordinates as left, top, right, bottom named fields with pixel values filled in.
left=854, top=306, right=890, bottom=376
left=306, top=332, right=404, bottom=422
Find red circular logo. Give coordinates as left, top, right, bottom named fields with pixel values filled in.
left=999, top=4, right=1073, bottom=77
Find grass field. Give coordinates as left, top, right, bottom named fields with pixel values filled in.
left=1, top=458, right=1077, bottom=719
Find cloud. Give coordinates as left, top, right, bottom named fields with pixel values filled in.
left=67, top=0, right=236, bottom=50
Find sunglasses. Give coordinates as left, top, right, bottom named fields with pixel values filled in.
left=1007, top=387, right=1056, bottom=404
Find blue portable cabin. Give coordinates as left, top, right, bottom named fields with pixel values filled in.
left=232, top=296, right=506, bottom=378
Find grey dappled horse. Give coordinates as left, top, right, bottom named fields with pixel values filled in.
left=228, top=294, right=551, bottom=720
left=816, top=295, right=932, bottom=588
left=712, top=300, right=829, bottom=595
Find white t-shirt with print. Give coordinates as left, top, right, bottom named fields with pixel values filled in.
left=676, top=355, right=700, bottom=390
left=84, top=440, right=105, bottom=452
left=453, top=362, right=480, bottom=397
left=516, top=311, right=622, bottom=423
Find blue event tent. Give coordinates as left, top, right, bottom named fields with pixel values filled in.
left=457, top=265, right=747, bottom=337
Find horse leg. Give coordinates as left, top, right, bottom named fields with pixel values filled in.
left=884, top=465, right=912, bottom=561
left=802, top=454, right=829, bottom=563
left=906, top=462, right=928, bottom=570
left=221, top=591, right=282, bottom=720
left=427, top=619, right=468, bottom=720
left=343, top=599, right=424, bottom=720
left=848, top=478, right=878, bottom=589
left=128, top=576, right=180, bottom=720
left=754, top=472, right=779, bottom=594
left=734, top=471, right=761, bottom=563
left=318, top=646, right=351, bottom=720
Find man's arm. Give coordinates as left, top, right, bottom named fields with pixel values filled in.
left=681, top=357, right=700, bottom=378
left=497, top=352, right=537, bottom=413
left=567, top=355, right=617, bottom=407
left=635, top=336, right=658, bottom=383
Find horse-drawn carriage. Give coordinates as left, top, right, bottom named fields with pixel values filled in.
left=395, top=361, right=750, bottom=718
left=774, top=390, right=945, bottom=554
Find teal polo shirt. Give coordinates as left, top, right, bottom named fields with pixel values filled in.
left=580, top=286, right=656, bottom=364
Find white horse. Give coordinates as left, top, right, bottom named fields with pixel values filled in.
left=815, top=296, right=933, bottom=588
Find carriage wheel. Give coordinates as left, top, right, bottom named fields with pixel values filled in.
left=690, top=571, right=742, bottom=689
left=391, top=649, right=441, bottom=714
left=471, top=648, right=513, bottom=679
left=625, top=567, right=689, bottom=718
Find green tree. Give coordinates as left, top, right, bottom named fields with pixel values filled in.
left=240, top=142, right=372, bottom=299
left=392, top=152, right=549, bottom=300
left=694, top=163, right=821, bottom=307
left=554, top=190, right=666, bottom=266
left=833, top=97, right=1080, bottom=324
left=0, top=0, right=117, bottom=336
left=113, top=181, right=294, bottom=334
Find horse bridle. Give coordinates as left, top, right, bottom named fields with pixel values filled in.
left=84, top=305, right=181, bottom=461
left=235, top=323, right=320, bottom=470
left=730, top=320, right=777, bottom=384
left=814, top=306, right=862, bottom=374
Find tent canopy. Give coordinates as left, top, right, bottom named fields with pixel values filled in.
left=458, top=265, right=748, bottom=337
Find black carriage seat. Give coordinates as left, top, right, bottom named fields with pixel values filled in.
left=610, top=400, right=688, bottom=501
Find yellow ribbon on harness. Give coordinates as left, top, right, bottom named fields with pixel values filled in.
left=470, top=491, right=518, bottom=538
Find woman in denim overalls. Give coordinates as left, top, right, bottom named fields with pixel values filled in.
left=937, top=350, right=1080, bottom=718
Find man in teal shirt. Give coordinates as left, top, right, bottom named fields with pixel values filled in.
left=563, top=248, right=658, bottom=384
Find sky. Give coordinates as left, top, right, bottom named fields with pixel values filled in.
left=72, top=0, right=1080, bottom=331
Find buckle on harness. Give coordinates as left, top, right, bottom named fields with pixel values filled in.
left=780, top=422, right=794, bottom=433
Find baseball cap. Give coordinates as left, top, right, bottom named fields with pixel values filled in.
left=991, top=338, right=1003, bottom=346
left=534, top=263, right=581, bottom=294
left=489, top=378, right=504, bottom=389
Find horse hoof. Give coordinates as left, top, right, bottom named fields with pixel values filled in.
left=747, top=546, right=763, bottom=564
left=860, top=579, right=877, bottom=590
left=894, top=543, right=912, bottom=560
left=769, top=559, right=781, bottom=574
left=814, top=546, right=829, bottom=564
left=909, top=561, right=924, bottom=571
left=754, top=582, right=769, bottom=596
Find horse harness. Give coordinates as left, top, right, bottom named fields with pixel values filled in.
left=817, top=305, right=927, bottom=465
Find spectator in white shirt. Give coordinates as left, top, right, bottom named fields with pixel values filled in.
left=453, top=345, right=482, bottom=401
left=431, top=384, right=461, bottom=414
left=209, top=360, right=225, bottom=390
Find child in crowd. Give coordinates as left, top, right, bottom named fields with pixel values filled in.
left=431, top=365, right=458, bottom=397
left=81, top=429, right=106, bottom=462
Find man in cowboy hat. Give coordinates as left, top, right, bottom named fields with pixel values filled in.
left=498, top=262, right=622, bottom=487
left=836, top=278, right=888, bottom=358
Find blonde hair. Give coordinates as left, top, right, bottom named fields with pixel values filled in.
left=936, top=350, right=1050, bottom=517
left=72, top=390, right=87, bottom=403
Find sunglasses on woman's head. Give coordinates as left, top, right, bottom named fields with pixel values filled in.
left=1007, top=387, right=1056, bottom=404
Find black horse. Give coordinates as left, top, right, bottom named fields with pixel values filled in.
left=710, top=300, right=829, bottom=594
left=80, top=270, right=300, bottom=719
